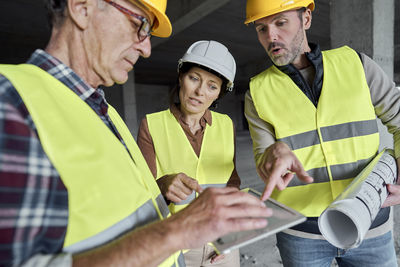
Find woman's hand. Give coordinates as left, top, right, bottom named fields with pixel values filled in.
left=157, top=173, right=203, bottom=202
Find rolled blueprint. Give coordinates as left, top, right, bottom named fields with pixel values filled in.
left=318, top=149, right=397, bottom=249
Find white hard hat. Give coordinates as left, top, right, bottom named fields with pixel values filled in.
left=178, top=40, right=236, bottom=91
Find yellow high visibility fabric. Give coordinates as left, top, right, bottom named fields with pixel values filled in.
left=147, top=109, right=234, bottom=213
left=249, top=46, right=379, bottom=216
left=0, top=64, right=181, bottom=267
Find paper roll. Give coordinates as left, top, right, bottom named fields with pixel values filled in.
left=318, top=149, right=397, bottom=249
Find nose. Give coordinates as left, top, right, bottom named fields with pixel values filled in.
left=266, top=27, right=278, bottom=42
left=268, top=29, right=278, bottom=41
left=137, top=36, right=152, bottom=58
left=194, top=82, right=205, bottom=96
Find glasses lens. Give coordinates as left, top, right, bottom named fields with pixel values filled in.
left=138, top=20, right=151, bottom=41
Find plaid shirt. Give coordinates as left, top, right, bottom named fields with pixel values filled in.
left=0, top=50, right=126, bottom=267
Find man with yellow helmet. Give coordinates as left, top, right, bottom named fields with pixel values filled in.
left=244, top=0, right=400, bottom=266
left=0, top=0, right=273, bottom=266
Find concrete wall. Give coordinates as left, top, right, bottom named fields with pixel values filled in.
left=135, top=83, right=170, bottom=130
left=213, top=92, right=246, bottom=131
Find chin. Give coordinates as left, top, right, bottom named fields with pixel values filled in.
left=272, top=59, right=289, bottom=66
left=189, top=107, right=206, bottom=115
left=112, top=73, right=129, bottom=85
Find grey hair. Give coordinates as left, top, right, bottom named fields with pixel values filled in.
left=45, top=0, right=108, bottom=28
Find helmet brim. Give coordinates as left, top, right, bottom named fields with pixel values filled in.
left=245, top=2, right=315, bottom=24
left=141, top=1, right=172, bottom=37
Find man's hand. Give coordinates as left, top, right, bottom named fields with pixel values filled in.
left=157, top=173, right=203, bottom=202
left=258, top=142, right=313, bottom=201
left=167, top=187, right=273, bottom=250
left=382, top=157, right=400, bottom=207
left=210, top=253, right=225, bottom=264
left=73, top=187, right=271, bottom=266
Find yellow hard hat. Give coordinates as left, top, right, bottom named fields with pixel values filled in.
left=245, top=0, right=315, bottom=24
left=138, top=0, right=172, bottom=37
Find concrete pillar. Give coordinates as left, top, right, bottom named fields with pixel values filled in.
left=122, top=70, right=139, bottom=139
left=330, top=0, right=395, bottom=150
left=330, top=0, right=394, bottom=80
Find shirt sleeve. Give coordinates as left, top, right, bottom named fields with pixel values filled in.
left=244, top=90, right=276, bottom=166
left=362, top=53, right=400, bottom=158
left=0, top=75, right=70, bottom=266
left=21, top=253, right=72, bottom=267
left=137, top=117, right=157, bottom=178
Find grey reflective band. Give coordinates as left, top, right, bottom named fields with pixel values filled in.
left=320, top=119, right=378, bottom=142
left=277, top=119, right=378, bottom=150
left=174, top=183, right=226, bottom=205
left=175, top=191, right=196, bottom=205
left=177, top=251, right=186, bottom=267
left=288, top=156, right=375, bottom=187
left=63, top=198, right=160, bottom=253
left=170, top=251, right=185, bottom=266
left=156, top=193, right=170, bottom=218
left=278, top=129, right=320, bottom=150
left=288, top=166, right=329, bottom=186
left=202, top=183, right=226, bottom=189
left=330, top=156, right=374, bottom=181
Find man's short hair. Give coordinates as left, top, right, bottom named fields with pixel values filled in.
left=297, top=7, right=306, bottom=22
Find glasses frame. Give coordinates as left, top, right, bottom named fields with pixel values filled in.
left=103, top=0, right=152, bottom=42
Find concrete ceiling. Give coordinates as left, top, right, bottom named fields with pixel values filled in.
left=0, top=0, right=398, bottom=93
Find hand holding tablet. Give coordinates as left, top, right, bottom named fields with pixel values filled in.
left=212, top=188, right=306, bottom=254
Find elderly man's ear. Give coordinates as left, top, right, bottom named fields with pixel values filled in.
left=67, top=0, right=95, bottom=30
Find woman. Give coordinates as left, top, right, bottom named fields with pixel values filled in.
left=137, top=40, right=240, bottom=267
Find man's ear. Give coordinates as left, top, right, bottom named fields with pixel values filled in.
left=303, top=8, right=312, bottom=30
left=67, top=0, right=94, bottom=30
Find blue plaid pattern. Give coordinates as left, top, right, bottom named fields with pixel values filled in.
left=0, top=49, right=125, bottom=266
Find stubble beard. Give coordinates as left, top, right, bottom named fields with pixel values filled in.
left=269, top=25, right=305, bottom=66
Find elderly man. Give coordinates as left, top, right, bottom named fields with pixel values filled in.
left=244, top=0, right=400, bottom=266
left=0, top=0, right=272, bottom=266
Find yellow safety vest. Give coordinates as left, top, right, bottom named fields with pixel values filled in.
left=147, top=109, right=234, bottom=213
left=0, top=64, right=184, bottom=267
left=250, top=46, right=379, bottom=217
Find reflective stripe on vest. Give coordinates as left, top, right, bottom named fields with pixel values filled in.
left=0, top=64, right=183, bottom=267
left=147, top=109, right=234, bottom=213
left=64, top=198, right=158, bottom=253
left=249, top=46, right=379, bottom=216
left=176, top=251, right=186, bottom=267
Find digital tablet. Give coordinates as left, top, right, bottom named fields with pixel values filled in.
left=211, top=188, right=306, bottom=254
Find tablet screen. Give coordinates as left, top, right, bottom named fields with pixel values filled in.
left=211, top=188, right=306, bottom=254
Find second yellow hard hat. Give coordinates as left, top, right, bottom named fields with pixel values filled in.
left=138, top=0, right=172, bottom=37
left=245, top=0, right=315, bottom=24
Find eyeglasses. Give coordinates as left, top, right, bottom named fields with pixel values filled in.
left=103, top=0, right=152, bottom=42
